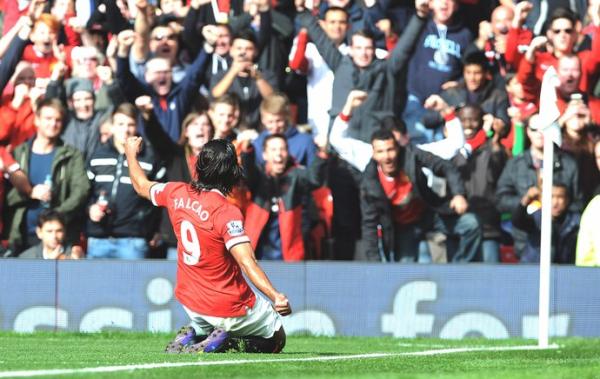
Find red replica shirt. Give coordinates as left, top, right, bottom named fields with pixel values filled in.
left=0, top=147, right=19, bottom=234
left=378, top=167, right=425, bottom=226
left=151, top=182, right=255, bottom=317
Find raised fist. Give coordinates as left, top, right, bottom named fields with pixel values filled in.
left=96, top=65, right=114, bottom=84
left=513, top=1, right=533, bottom=28
left=135, top=95, right=154, bottom=117
left=202, top=24, right=218, bottom=47
left=415, top=0, right=429, bottom=18
left=424, top=94, right=449, bottom=112
left=529, top=36, right=548, bottom=52
left=117, top=29, right=136, bottom=48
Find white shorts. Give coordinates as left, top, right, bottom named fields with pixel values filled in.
left=183, top=294, right=283, bottom=339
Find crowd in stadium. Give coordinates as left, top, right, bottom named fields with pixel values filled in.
left=0, top=0, right=599, bottom=265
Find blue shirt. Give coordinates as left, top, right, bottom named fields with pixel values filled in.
left=256, top=207, right=283, bottom=261
left=252, top=126, right=317, bottom=167
left=26, top=149, right=56, bottom=235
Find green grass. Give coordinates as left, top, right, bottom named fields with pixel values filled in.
left=1, top=332, right=600, bottom=378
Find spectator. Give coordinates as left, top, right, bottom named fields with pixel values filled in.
left=210, top=29, right=277, bottom=128
left=45, top=75, right=118, bottom=163
left=295, top=0, right=429, bottom=143
left=85, top=103, right=165, bottom=260
left=21, top=13, right=74, bottom=79
left=0, top=63, right=40, bottom=151
left=252, top=93, right=316, bottom=167
left=231, top=0, right=294, bottom=81
left=359, top=128, right=481, bottom=263
left=421, top=51, right=510, bottom=135
left=288, top=6, right=350, bottom=138
left=0, top=17, right=38, bottom=150
left=69, top=46, right=124, bottom=112
left=517, top=6, right=600, bottom=111
left=576, top=193, right=600, bottom=266
left=5, top=98, right=90, bottom=254
left=470, top=4, right=516, bottom=76
left=554, top=55, right=584, bottom=112
left=504, top=1, right=534, bottom=73
left=209, top=94, right=240, bottom=142
left=496, top=113, right=583, bottom=257
left=19, top=209, right=84, bottom=259
left=183, top=2, right=233, bottom=69
left=505, top=73, right=538, bottom=155
left=116, top=26, right=217, bottom=143
left=559, top=95, right=600, bottom=204
left=131, top=0, right=188, bottom=84
left=329, top=88, right=466, bottom=261
left=548, top=54, right=600, bottom=123
left=576, top=140, right=600, bottom=265
left=402, top=0, right=473, bottom=144
left=194, top=24, right=233, bottom=97
left=512, top=182, right=580, bottom=264
left=0, top=146, right=32, bottom=256
left=241, top=133, right=328, bottom=261
left=451, top=104, right=509, bottom=262
left=319, top=0, right=368, bottom=37
left=521, top=0, right=588, bottom=36
left=138, top=95, right=214, bottom=259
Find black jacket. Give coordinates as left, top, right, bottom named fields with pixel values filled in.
left=142, top=113, right=192, bottom=246
left=85, top=139, right=165, bottom=238
left=512, top=205, right=580, bottom=264
left=452, top=141, right=508, bottom=239
left=0, top=34, right=28, bottom=96
left=496, top=148, right=583, bottom=214
left=360, top=144, right=465, bottom=261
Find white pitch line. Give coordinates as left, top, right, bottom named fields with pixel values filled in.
left=0, top=344, right=559, bottom=378
left=397, top=343, right=448, bottom=348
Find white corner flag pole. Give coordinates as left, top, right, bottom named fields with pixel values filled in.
left=538, top=127, right=553, bottom=348
left=537, top=67, right=561, bottom=348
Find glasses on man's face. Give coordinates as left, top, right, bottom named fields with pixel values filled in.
left=552, top=28, right=574, bottom=35
left=152, top=34, right=177, bottom=42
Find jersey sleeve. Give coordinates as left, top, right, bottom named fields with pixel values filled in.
left=150, top=182, right=175, bottom=207
left=214, top=205, right=251, bottom=251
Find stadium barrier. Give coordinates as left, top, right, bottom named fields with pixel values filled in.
left=1, top=260, right=599, bottom=338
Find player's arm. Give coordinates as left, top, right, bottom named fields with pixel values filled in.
left=124, top=136, right=157, bottom=201
left=230, top=242, right=292, bottom=316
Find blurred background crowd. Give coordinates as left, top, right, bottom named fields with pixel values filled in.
left=0, top=0, right=599, bottom=264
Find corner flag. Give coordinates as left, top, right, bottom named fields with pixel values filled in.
left=537, top=66, right=561, bottom=348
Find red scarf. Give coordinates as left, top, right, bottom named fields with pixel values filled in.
left=466, top=129, right=487, bottom=152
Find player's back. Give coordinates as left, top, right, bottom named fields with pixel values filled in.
left=151, top=182, right=255, bottom=317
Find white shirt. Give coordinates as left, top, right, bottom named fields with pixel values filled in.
left=289, top=38, right=349, bottom=138
left=329, top=114, right=466, bottom=173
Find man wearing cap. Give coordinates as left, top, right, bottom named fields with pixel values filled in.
left=46, top=77, right=112, bottom=163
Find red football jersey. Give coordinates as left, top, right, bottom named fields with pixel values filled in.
left=0, top=147, right=19, bottom=234
left=151, top=182, right=256, bottom=317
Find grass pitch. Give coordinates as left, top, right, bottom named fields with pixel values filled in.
left=1, top=332, right=600, bottom=378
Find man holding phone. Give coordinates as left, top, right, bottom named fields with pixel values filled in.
left=210, top=30, right=277, bottom=128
